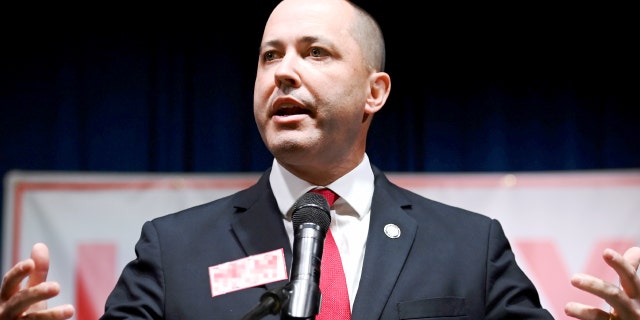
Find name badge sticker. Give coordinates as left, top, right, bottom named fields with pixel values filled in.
left=208, top=248, right=288, bottom=297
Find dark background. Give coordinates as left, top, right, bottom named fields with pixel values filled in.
left=1, top=2, right=638, bottom=258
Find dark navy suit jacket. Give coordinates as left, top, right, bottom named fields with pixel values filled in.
left=101, top=166, right=554, bottom=319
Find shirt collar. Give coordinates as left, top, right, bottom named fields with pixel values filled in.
left=269, top=154, right=375, bottom=220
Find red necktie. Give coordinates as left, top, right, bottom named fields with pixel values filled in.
left=310, top=188, right=352, bottom=320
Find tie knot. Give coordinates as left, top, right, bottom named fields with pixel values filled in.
left=310, top=188, right=339, bottom=207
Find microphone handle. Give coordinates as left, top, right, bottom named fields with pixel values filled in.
left=284, top=223, right=326, bottom=319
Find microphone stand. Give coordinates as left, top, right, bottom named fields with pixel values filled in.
left=241, top=284, right=291, bottom=320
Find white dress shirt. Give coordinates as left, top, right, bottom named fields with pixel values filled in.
left=269, top=154, right=374, bottom=309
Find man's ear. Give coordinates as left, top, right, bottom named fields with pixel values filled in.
left=364, top=71, right=391, bottom=115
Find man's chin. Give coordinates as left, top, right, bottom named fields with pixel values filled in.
left=268, top=140, right=319, bottom=160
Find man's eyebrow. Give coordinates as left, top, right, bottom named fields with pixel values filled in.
left=299, top=36, right=320, bottom=44
left=259, top=39, right=282, bottom=52
left=260, top=35, right=323, bottom=51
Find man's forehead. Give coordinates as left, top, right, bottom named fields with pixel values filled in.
left=264, top=0, right=355, bottom=38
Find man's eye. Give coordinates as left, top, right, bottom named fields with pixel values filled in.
left=309, top=48, right=325, bottom=57
left=263, top=51, right=279, bottom=61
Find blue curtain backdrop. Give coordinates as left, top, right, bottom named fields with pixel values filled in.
left=1, top=3, right=638, bottom=259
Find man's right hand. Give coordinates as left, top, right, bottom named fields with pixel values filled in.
left=0, top=243, right=75, bottom=319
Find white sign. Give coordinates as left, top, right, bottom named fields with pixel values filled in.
left=3, top=170, right=639, bottom=320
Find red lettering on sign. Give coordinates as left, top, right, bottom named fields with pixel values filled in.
left=76, top=243, right=117, bottom=320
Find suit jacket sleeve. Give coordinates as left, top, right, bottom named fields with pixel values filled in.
left=100, top=221, right=165, bottom=319
left=484, top=219, right=553, bottom=318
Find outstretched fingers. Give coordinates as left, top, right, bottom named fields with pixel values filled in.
left=600, top=247, right=640, bottom=320
left=0, top=243, right=74, bottom=319
left=617, top=247, right=640, bottom=298
left=564, top=247, right=640, bottom=320
left=565, top=301, right=611, bottom=320
left=29, top=305, right=75, bottom=319
left=1, top=259, right=35, bottom=301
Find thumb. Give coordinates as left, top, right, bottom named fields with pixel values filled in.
left=26, top=243, right=50, bottom=288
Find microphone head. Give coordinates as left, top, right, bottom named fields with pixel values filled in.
left=291, top=192, right=331, bottom=234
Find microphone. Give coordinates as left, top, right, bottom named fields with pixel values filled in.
left=283, top=192, right=331, bottom=319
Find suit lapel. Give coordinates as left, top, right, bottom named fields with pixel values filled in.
left=229, top=170, right=293, bottom=291
left=351, top=171, right=417, bottom=320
